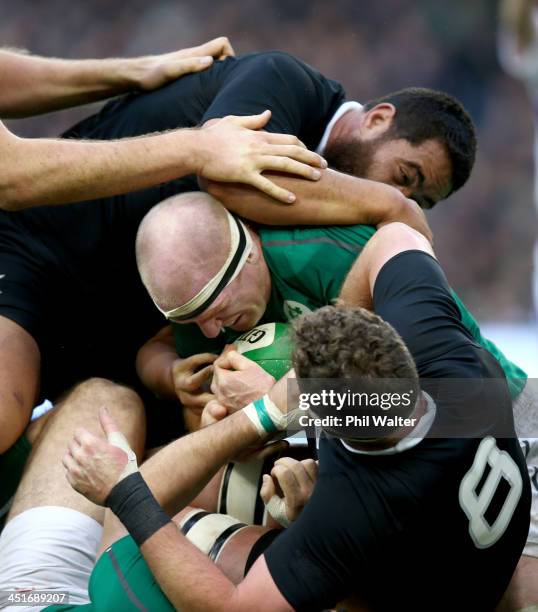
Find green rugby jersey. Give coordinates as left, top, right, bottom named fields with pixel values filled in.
left=173, top=224, right=527, bottom=397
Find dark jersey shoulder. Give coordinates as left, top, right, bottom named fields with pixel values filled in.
left=265, top=431, right=529, bottom=611
left=2, top=51, right=345, bottom=354
left=66, top=51, right=345, bottom=148
left=373, top=249, right=519, bottom=437
left=264, top=250, right=531, bottom=611
left=13, top=51, right=345, bottom=262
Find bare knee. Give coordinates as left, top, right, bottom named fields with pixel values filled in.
left=73, top=376, right=143, bottom=422
left=68, top=377, right=142, bottom=412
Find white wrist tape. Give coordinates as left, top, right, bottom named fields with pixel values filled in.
left=242, top=394, right=287, bottom=437
left=108, top=431, right=138, bottom=482
left=264, top=494, right=292, bottom=528
left=243, top=402, right=267, bottom=436
left=263, top=395, right=288, bottom=429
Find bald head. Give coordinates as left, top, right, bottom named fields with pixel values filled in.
left=136, top=192, right=235, bottom=311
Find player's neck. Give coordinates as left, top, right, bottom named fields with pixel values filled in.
left=346, top=392, right=427, bottom=452
left=327, top=108, right=363, bottom=148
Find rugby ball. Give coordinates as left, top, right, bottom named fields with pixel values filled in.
left=234, top=322, right=292, bottom=379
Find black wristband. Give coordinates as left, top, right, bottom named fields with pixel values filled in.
left=105, top=472, right=172, bottom=547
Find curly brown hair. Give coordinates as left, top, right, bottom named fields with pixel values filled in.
left=292, top=304, right=418, bottom=383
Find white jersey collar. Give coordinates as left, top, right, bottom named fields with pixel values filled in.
left=316, top=101, right=363, bottom=155
left=340, top=392, right=436, bottom=456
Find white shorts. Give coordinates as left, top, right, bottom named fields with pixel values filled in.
left=0, top=506, right=102, bottom=611
left=513, top=380, right=538, bottom=558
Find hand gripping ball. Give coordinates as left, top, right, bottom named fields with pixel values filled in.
left=234, top=322, right=292, bottom=379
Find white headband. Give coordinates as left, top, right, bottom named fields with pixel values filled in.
left=153, top=211, right=253, bottom=321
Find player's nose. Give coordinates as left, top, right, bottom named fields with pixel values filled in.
left=198, top=319, right=222, bottom=339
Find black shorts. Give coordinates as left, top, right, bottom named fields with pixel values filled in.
left=0, top=198, right=191, bottom=444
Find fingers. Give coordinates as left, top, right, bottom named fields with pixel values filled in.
left=255, top=155, right=322, bottom=181
left=63, top=453, right=81, bottom=490
left=260, top=473, right=276, bottom=504
left=215, top=350, right=255, bottom=371
left=206, top=399, right=228, bottom=419
left=99, top=406, right=121, bottom=438
left=258, top=144, right=326, bottom=169
left=175, top=353, right=218, bottom=371
left=273, top=457, right=317, bottom=485
left=228, top=110, right=272, bottom=131
left=179, top=363, right=214, bottom=392
left=301, top=458, right=318, bottom=482
left=262, top=133, right=307, bottom=148
left=210, top=367, right=226, bottom=396
left=63, top=439, right=88, bottom=492
left=73, top=427, right=97, bottom=449
left=271, top=463, right=301, bottom=510
left=270, top=456, right=317, bottom=511
left=248, top=174, right=297, bottom=204
left=67, top=436, right=81, bottom=455
left=173, top=353, right=217, bottom=393
left=179, top=390, right=216, bottom=410
left=175, top=56, right=215, bottom=76
left=62, top=450, right=77, bottom=473
left=201, top=399, right=228, bottom=427
left=199, top=36, right=235, bottom=59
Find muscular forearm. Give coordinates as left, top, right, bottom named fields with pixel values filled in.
left=140, top=524, right=241, bottom=612
left=0, top=50, right=143, bottom=118
left=136, top=329, right=178, bottom=400
left=206, top=169, right=415, bottom=226
left=141, top=410, right=261, bottom=515
left=0, top=125, right=202, bottom=210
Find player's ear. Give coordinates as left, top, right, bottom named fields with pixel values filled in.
left=362, top=103, right=396, bottom=139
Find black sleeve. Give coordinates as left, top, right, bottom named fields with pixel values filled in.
left=64, top=52, right=345, bottom=152
left=372, top=250, right=477, bottom=374
left=263, top=472, right=386, bottom=611
left=200, top=52, right=346, bottom=149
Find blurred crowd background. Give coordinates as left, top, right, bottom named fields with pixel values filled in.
left=2, top=0, right=537, bottom=368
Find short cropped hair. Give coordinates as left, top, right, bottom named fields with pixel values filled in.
left=364, top=87, right=477, bottom=199
left=292, top=305, right=418, bottom=383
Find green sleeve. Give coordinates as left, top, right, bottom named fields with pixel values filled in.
left=451, top=291, right=527, bottom=398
